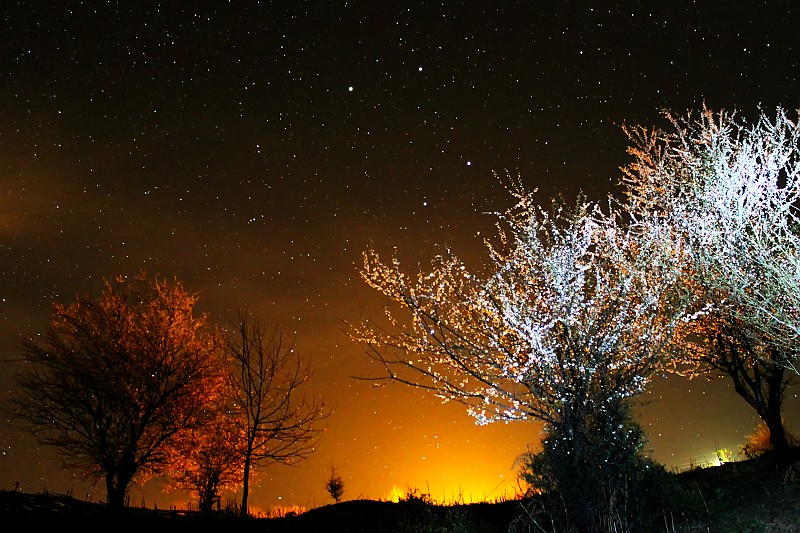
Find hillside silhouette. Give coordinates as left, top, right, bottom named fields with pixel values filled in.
left=2, top=454, right=799, bottom=532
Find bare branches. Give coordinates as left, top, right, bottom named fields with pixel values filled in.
left=224, top=311, right=327, bottom=517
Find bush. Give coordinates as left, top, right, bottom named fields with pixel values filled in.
left=325, top=467, right=345, bottom=503
left=514, top=401, right=684, bottom=532
left=395, top=488, right=475, bottom=533
left=740, top=421, right=798, bottom=460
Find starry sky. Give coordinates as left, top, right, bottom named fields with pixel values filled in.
left=1, top=1, right=799, bottom=514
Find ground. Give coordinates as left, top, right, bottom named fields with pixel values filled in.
left=2, top=454, right=799, bottom=532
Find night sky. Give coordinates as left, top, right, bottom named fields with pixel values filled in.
left=2, top=1, right=799, bottom=514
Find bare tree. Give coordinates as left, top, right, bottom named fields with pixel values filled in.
left=621, top=105, right=800, bottom=460
left=349, top=180, right=690, bottom=529
left=225, top=312, right=327, bottom=517
left=5, top=273, right=223, bottom=508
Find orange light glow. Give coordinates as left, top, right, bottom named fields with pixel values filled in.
left=386, top=485, right=404, bottom=503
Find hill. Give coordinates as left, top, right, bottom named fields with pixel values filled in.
left=1, top=455, right=798, bottom=532
left=660, top=454, right=800, bottom=531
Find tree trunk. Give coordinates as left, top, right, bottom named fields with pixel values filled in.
left=105, top=472, right=118, bottom=508
left=762, top=360, right=791, bottom=463
left=720, top=340, right=792, bottom=464
left=764, top=411, right=790, bottom=457
left=106, top=468, right=132, bottom=509
left=240, top=455, right=251, bottom=517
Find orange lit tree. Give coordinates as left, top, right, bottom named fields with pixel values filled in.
left=350, top=179, right=690, bottom=530
left=6, top=273, right=223, bottom=509
left=167, top=405, right=244, bottom=513
left=224, top=312, right=327, bottom=518
left=621, top=105, right=800, bottom=460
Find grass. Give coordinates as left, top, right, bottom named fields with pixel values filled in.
left=650, top=453, right=800, bottom=532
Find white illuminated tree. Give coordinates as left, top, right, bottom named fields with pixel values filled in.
left=353, top=182, right=688, bottom=429
left=622, top=105, right=800, bottom=459
left=623, top=104, right=800, bottom=364
left=350, top=178, right=690, bottom=527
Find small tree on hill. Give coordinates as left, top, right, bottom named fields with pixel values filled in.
left=325, top=466, right=345, bottom=503
left=167, top=406, right=244, bottom=513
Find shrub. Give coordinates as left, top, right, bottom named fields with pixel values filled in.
left=514, top=401, right=684, bottom=532
left=740, top=421, right=798, bottom=460
left=325, top=466, right=345, bottom=503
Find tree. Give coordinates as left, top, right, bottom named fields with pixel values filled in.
left=516, top=399, right=662, bottom=532
left=621, top=105, right=800, bottom=460
left=622, top=104, right=800, bottom=362
left=684, top=310, right=795, bottom=458
left=325, top=465, right=345, bottom=503
left=349, top=179, right=690, bottom=529
left=167, top=406, right=244, bottom=513
left=6, top=273, right=223, bottom=509
left=224, top=312, right=327, bottom=517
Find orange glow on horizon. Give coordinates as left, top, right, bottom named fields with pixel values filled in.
left=385, top=475, right=522, bottom=506
left=386, top=485, right=404, bottom=503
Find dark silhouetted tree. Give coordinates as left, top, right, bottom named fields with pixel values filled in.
left=225, top=311, right=327, bottom=517
left=6, top=273, right=223, bottom=509
left=325, top=465, right=345, bottom=503
left=684, top=310, right=795, bottom=458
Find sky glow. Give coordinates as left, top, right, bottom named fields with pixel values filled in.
left=1, top=2, right=799, bottom=512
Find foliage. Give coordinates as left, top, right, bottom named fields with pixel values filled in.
left=262, top=504, right=306, bottom=518
left=664, top=454, right=800, bottom=532
left=515, top=401, right=678, bottom=532
left=166, top=407, right=244, bottom=513
left=621, top=105, right=800, bottom=458
left=6, top=273, right=223, bottom=508
left=622, top=104, right=800, bottom=368
left=224, top=311, right=328, bottom=517
left=325, top=466, right=345, bottom=503
left=395, top=489, right=482, bottom=533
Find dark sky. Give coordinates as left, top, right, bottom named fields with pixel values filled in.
left=1, top=1, right=799, bottom=513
